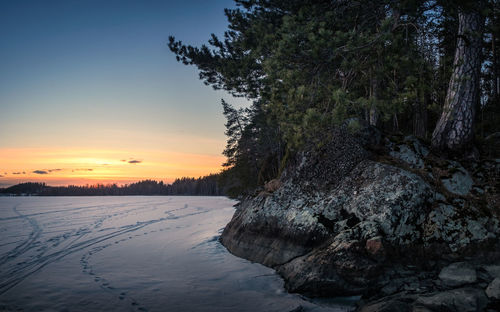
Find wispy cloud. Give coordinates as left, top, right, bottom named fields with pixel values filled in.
left=12, top=172, right=22, bottom=175
left=120, top=158, right=143, bottom=164
left=72, top=168, right=93, bottom=172
left=0, top=175, right=4, bottom=178
left=32, top=169, right=63, bottom=174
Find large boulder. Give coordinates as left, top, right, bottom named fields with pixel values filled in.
left=219, top=125, right=500, bottom=309
left=221, top=158, right=435, bottom=294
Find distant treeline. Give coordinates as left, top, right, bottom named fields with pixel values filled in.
left=0, top=175, right=224, bottom=196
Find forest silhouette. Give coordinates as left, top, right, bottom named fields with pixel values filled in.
left=0, top=174, right=223, bottom=196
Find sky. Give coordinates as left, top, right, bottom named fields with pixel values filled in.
left=0, top=0, right=250, bottom=187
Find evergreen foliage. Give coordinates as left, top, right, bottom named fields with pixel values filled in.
left=0, top=175, right=223, bottom=196
left=169, top=0, right=499, bottom=196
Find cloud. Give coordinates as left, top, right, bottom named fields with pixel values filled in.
left=72, top=168, right=93, bottom=172
left=0, top=175, right=3, bottom=177
left=31, top=169, right=62, bottom=174
left=12, top=172, right=22, bottom=175
left=121, top=158, right=142, bottom=164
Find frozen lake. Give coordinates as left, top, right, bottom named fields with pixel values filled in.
left=0, top=196, right=353, bottom=312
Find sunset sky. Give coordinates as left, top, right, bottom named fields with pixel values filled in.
left=0, top=0, right=249, bottom=187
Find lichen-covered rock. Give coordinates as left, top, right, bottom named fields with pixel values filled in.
left=219, top=126, right=499, bottom=310
left=221, top=159, right=434, bottom=294
left=220, top=192, right=330, bottom=267
left=441, top=161, right=474, bottom=196
left=438, top=262, right=477, bottom=287
left=320, top=160, right=433, bottom=245
left=423, top=204, right=497, bottom=252
left=291, top=127, right=372, bottom=190
left=387, top=136, right=429, bottom=169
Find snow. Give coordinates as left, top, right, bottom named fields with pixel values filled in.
left=0, top=196, right=350, bottom=312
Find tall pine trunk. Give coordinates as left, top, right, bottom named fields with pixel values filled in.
left=369, top=66, right=379, bottom=126
left=431, top=9, right=484, bottom=151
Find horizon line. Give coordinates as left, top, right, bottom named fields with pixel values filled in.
left=0, top=173, right=222, bottom=189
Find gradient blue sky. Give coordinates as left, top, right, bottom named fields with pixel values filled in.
left=0, top=0, right=250, bottom=186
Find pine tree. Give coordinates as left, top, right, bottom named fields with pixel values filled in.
left=432, top=4, right=485, bottom=152
left=168, top=0, right=497, bottom=195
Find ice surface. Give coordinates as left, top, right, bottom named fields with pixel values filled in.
left=0, top=196, right=353, bottom=311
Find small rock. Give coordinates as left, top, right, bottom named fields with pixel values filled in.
left=483, top=265, right=500, bottom=280
left=415, top=288, right=488, bottom=312
left=365, top=236, right=385, bottom=258
left=485, top=277, right=500, bottom=300
left=441, top=162, right=473, bottom=196
left=472, top=186, right=485, bottom=195
left=264, top=179, right=282, bottom=193
left=438, top=262, right=477, bottom=287
left=389, top=144, right=425, bottom=168
left=288, top=305, right=305, bottom=312
left=483, top=132, right=500, bottom=157
left=434, top=192, right=446, bottom=202
left=403, top=282, right=419, bottom=291
left=412, top=307, right=433, bottom=312
left=360, top=298, right=412, bottom=312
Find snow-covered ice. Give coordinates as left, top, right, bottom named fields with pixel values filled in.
left=0, top=196, right=352, bottom=311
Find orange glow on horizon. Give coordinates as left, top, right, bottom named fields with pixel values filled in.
left=0, top=147, right=225, bottom=187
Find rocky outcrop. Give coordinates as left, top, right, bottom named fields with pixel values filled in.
left=220, top=125, right=500, bottom=311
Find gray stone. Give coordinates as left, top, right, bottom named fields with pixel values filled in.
left=412, top=307, right=433, bottom=312
left=322, top=161, right=432, bottom=245
left=472, top=186, right=485, bottom=195
left=390, top=144, right=425, bottom=168
left=483, top=265, right=500, bottom=280
left=386, top=136, right=429, bottom=169
left=406, top=135, right=429, bottom=157
left=439, top=262, right=477, bottom=287
left=434, top=192, right=446, bottom=202
left=415, top=288, right=488, bottom=312
left=360, top=299, right=412, bottom=312
left=441, top=161, right=474, bottom=196
left=485, top=277, right=500, bottom=300
left=381, top=279, right=405, bottom=295
left=423, top=203, right=494, bottom=252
